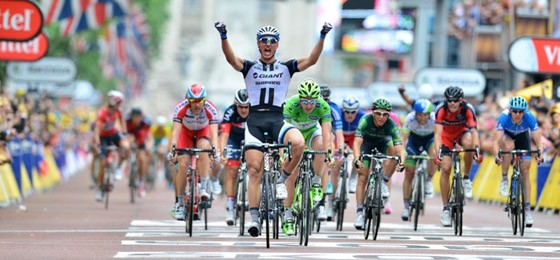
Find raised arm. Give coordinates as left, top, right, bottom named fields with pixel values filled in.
left=398, top=85, right=414, bottom=106
left=296, top=23, right=332, bottom=72
left=215, top=22, right=244, bottom=71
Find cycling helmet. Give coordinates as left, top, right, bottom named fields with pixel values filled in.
left=444, top=86, right=464, bottom=100
left=156, top=116, right=167, bottom=126
left=234, top=89, right=249, bottom=105
left=185, top=83, right=207, bottom=99
left=130, top=107, right=143, bottom=115
left=298, top=79, right=320, bottom=99
left=342, top=95, right=360, bottom=111
left=319, top=83, right=331, bottom=99
left=413, top=99, right=433, bottom=113
left=257, top=26, right=280, bottom=40
left=509, top=96, right=528, bottom=110
left=107, top=90, right=124, bottom=106
left=418, top=83, right=433, bottom=99
left=372, top=98, right=392, bottom=111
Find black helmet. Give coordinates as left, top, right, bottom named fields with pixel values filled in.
left=319, top=83, right=331, bottom=99
left=131, top=107, right=143, bottom=115
left=234, top=89, right=249, bottom=105
left=444, top=86, right=464, bottom=100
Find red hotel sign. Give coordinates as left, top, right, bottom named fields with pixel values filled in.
left=509, top=37, right=560, bottom=74
left=0, top=0, right=44, bottom=41
left=0, top=32, right=48, bottom=61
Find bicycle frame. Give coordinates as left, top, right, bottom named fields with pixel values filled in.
left=407, top=152, right=432, bottom=231
left=335, top=149, right=351, bottom=231
left=101, top=145, right=118, bottom=209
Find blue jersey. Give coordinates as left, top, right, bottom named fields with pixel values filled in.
left=328, top=101, right=343, bottom=131
left=342, top=109, right=366, bottom=136
left=496, top=109, right=538, bottom=136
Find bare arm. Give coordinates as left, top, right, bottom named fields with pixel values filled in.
left=335, top=129, right=344, bottom=151
left=220, top=39, right=244, bottom=71
left=434, top=124, right=443, bottom=156
left=296, top=38, right=325, bottom=72
left=169, top=121, right=181, bottom=151
left=492, top=130, right=504, bottom=157
left=321, top=122, right=333, bottom=152
left=531, top=129, right=544, bottom=158
left=209, top=123, right=220, bottom=151
left=398, top=85, right=414, bottom=106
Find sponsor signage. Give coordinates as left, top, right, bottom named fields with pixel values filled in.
left=7, top=57, right=77, bottom=83
left=509, top=37, right=560, bottom=74
left=0, top=0, right=44, bottom=41
left=0, top=32, right=48, bottom=61
left=414, top=68, right=486, bottom=97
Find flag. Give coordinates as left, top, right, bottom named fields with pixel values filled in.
left=42, top=0, right=78, bottom=24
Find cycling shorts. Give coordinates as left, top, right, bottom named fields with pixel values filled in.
left=504, top=130, right=532, bottom=160
left=100, top=132, right=124, bottom=156
left=300, top=126, right=321, bottom=148
left=178, top=126, right=210, bottom=149
left=344, top=134, right=355, bottom=150
left=441, top=129, right=469, bottom=154
left=245, top=111, right=295, bottom=145
left=405, top=135, right=434, bottom=167
left=360, top=136, right=393, bottom=168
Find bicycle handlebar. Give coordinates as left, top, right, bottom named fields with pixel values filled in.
left=303, top=149, right=330, bottom=162
left=406, top=155, right=434, bottom=160
left=174, top=147, right=216, bottom=156
left=244, top=141, right=293, bottom=161
left=498, top=149, right=541, bottom=157
left=360, top=149, right=401, bottom=165
left=336, top=148, right=352, bottom=157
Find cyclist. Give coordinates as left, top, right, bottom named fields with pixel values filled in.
left=319, top=84, right=345, bottom=221
left=168, top=83, right=221, bottom=221
left=220, top=89, right=250, bottom=226
left=434, top=86, right=480, bottom=227
left=125, top=107, right=153, bottom=198
left=215, top=21, right=332, bottom=237
left=352, top=98, right=405, bottom=230
left=341, top=95, right=366, bottom=195
left=400, top=99, right=436, bottom=221
left=283, top=79, right=333, bottom=235
left=152, top=115, right=173, bottom=188
left=94, top=90, right=129, bottom=202
left=493, top=96, right=544, bottom=227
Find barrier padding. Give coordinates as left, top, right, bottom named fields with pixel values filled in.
left=537, top=158, right=560, bottom=210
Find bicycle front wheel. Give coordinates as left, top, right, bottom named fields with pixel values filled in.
left=518, top=175, right=526, bottom=236
left=363, top=176, right=373, bottom=240
left=129, top=161, right=138, bottom=204
left=185, top=173, right=195, bottom=237
left=371, top=172, right=383, bottom=240
left=237, top=171, right=246, bottom=236
left=453, top=176, right=464, bottom=236
left=104, top=165, right=112, bottom=209
left=336, top=169, right=347, bottom=231
left=412, top=172, right=423, bottom=231
left=509, top=178, right=518, bottom=235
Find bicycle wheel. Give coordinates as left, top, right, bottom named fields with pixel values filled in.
left=412, top=172, right=423, bottom=231
left=518, top=175, right=526, bottom=236
left=302, top=175, right=311, bottom=246
left=204, top=194, right=211, bottom=231
left=272, top=171, right=280, bottom=240
left=186, top=171, right=195, bottom=237
left=129, top=160, right=138, bottom=204
left=336, top=170, right=347, bottom=231
left=453, top=175, right=464, bottom=236
left=509, top=177, right=518, bottom=235
left=263, top=172, right=271, bottom=248
left=237, top=170, right=246, bottom=236
left=104, top=165, right=112, bottom=209
left=371, top=171, right=383, bottom=240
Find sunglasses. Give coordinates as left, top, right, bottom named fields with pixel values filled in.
left=373, top=111, right=390, bottom=117
left=237, top=105, right=250, bottom=109
left=511, top=109, right=524, bottom=114
left=259, top=37, right=278, bottom=44
left=344, top=110, right=357, bottom=114
left=447, top=99, right=461, bottom=103
left=300, top=99, right=317, bottom=105
left=188, top=98, right=206, bottom=104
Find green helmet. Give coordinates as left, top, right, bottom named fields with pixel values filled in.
left=298, top=79, right=320, bottom=99
left=372, top=98, right=392, bottom=111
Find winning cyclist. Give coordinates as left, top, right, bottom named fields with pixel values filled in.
left=220, top=89, right=250, bottom=226
left=493, top=96, right=543, bottom=227
left=400, top=99, right=436, bottom=221
left=215, top=21, right=332, bottom=237
left=352, top=98, right=405, bottom=230
left=434, top=86, right=480, bottom=227
left=283, top=79, right=333, bottom=235
left=341, top=95, right=366, bottom=194
left=168, top=83, right=221, bottom=221
left=94, top=90, right=129, bottom=202
left=125, top=107, right=153, bottom=197
left=319, top=84, right=345, bottom=221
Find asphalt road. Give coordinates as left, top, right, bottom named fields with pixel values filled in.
left=1, top=168, right=559, bottom=259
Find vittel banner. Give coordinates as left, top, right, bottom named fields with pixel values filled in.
left=0, top=32, right=49, bottom=61
left=509, top=37, right=560, bottom=74
left=0, top=0, right=44, bottom=41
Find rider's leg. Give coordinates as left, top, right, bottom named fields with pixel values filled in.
left=225, top=162, right=240, bottom=212
left=439, top=155, right=453, bottom=207
left=280, top=128, right=305, bottom=176
left=499, top=137, right=515, bottom=179
left=402, top=165, right=415, bottom=207
left=196, top=138, right=212, bottom=195
left=460, top=132, right=475, bottom=179
left=246, top=149, right=264, bottom=223
left=175, top=155, right=190, bottom=205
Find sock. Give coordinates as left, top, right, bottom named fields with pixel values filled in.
left=403, top=199, right=411, bottom=209
left=312, top=175, right=322, bottom=185
left=284, top=207, right=294, bottom=220
left=524, top=202, right=530, bottom=211
left=502, top=173, right=508, bottom=181
left=250, top=208, right=259, bottom=223
left=383, top=175, right=390, bottom=183
left=277, top=170, right=290, bottom=184
left=463, top=175, right=470, bottom=180
left=357, top=204, right=364, bottom=212
left=178, top=194, right=185, bottom=206
left=319, top=195, right=326, bottom=207
left=443, top=205, right=450, bottom=211
left=200, top=176, right=209, bottom=190
left=227, top=197, right=236, bottom=212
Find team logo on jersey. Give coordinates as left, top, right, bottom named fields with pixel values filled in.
left=252, top=72, right=284, bottom=79
left=308, top=115, right=319, bottom=120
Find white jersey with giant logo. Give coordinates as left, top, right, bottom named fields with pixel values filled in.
left=241, top=59, right=299, bottom=109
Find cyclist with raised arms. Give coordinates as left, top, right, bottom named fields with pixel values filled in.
left=341, top=95, right=366, bottom=194
left=168, top=83, right=221, bottom=221
left=319, top=84, right=345, bottom=221
left=94, top=90, right=129, bottom=202
left=400, top=99, right=436, bottom=221
left=352, top=98, right=405, bottom=230
left=282, top=79, right=333, bottom=235
left=434, top=86, right=480, bottom=227
left=215, top=21, right=332, bottom=237
left=220, top=89, right=250, bottom=226
left=493, top=96, right=543, bottom=227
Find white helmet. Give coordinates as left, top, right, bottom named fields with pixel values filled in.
left=257, top=26, right=280, bottom=40
left=342, top=95, right=360, bottom=111
left=107, top=90, right=124, bottom=107
left=418, top=84, right=433, bottom=99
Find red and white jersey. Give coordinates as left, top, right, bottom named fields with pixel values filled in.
left=96, top=107, right=123, bottom=137
left=173, top=99, right=220, bottom=130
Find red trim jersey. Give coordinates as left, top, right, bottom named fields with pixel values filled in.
left=96, top=107, right=123, bottom=137
left=434, top=102, right=477, bottom=147
left=173, top=99, right=220, bottom=131
left=126, top=119, right=151, bottom=145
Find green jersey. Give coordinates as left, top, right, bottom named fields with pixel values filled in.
left=283, top=95, right=331, bottom=131
left=355, top=113, right=402, bottom=145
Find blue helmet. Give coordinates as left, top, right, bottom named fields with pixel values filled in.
left=342, top=95, right=360, bottom=111
left=413, top=99, right=433, bottom=113
left=509, top=96, right=528, bottom=110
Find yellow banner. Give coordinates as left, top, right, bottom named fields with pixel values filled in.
left=537, top=158, right=560, bottom=210
left=515, top=79, right=553, bottom=101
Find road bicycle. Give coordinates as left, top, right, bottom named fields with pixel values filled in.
left=293, top=149, right=328, bottom=246
left=128, top=144, right=139, bottom=204
left=100, top=145, right=119, bottom=209
left=243, top=138, right=291, bottom=248
left=406, top=151, right=433, bottom=231
left=173, top=145, right=215, bottom=237
left=333, top=148, right=352, bottom=231
left=224, top=146, right=248, bottom=236
left=440, top=146, right=478, bottom=236
left=360, top=149, right=400, bottom=240
left=498, top=149, right=540, bottom=236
